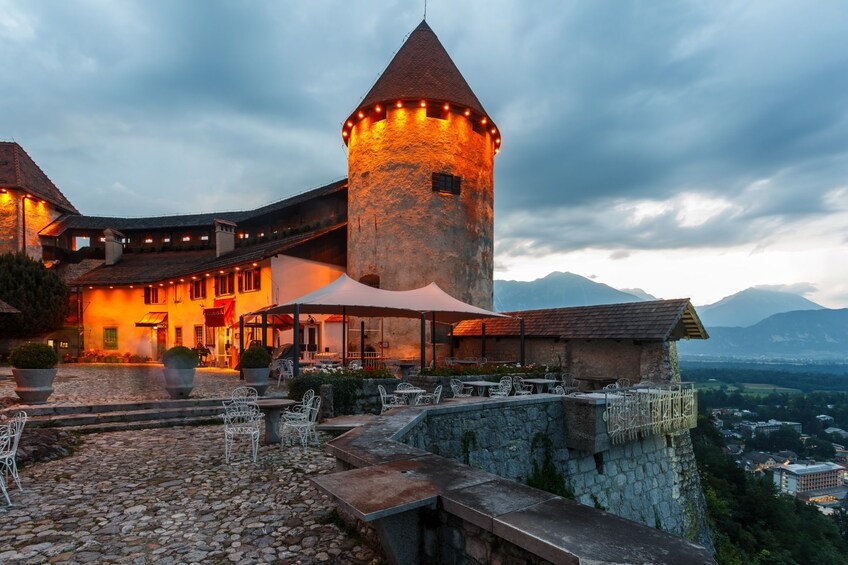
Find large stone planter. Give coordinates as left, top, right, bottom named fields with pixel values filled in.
left=162, top=368, right=195, bottom=399
left=11, top=368, right=58, bottom=404
left=242, top=367, right=270, bottom=396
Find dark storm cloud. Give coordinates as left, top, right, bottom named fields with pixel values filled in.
left=1, top=0, right=846, bottom=258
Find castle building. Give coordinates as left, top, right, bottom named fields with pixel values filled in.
left=0, top=21, right=499, bottom=365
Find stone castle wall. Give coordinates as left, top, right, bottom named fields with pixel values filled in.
left=399, top=396, right=712, bottom=550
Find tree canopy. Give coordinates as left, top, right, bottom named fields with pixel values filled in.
left=0, top=253, right=69, bottom=338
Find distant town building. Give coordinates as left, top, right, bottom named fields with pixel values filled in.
left=816, top=414, right=835, bottom=424
left=742, top=419, right=802, bottom=437
left=773, top=462, right=845, bottom=496
left=824, top=427, right=848, bottom=440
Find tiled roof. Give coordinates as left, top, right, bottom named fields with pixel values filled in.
left=355, top=20, right=489, bottom=117
left=71, top=223, right=346, bottom=286
left=39, top=179, right=346, bottom=237
left=0, top=298, right=20, bottom=314
left=0, top=142, right=79, bottom=213
left=453, top=299, right=709, bottom=341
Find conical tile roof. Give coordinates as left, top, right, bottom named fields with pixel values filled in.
left=356, top=20, right=489, bottom=116
left=0, top=142, right=79, bottom=214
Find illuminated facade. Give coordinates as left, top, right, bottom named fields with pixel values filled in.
left=774, top=462, right=844, bottom=495
left=0, top=21, right=499, bottom=364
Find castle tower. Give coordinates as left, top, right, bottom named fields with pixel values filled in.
left=345, top=20, right=500, bottom=300
left=343, top=20, right=500, bottom=360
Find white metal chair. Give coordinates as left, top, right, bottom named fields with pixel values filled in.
left=282, top=396, right=321, bottom=452
left=0, top=411, right=26, bottom=506
left=616, top=378, right=632, bottom=388
left=223, top=404, right=262, bottom=463
left=273, top=359, right=294, bottom=386
left=489, top=377, right=512, bottom=398
left=231, top=386, right=259, bottom=405
left=348, top=360, right=362, bottom=370
left=416, top=385, right=443, bottom=405
left=395, top=382, right=414, bottom=391
left=512, top=376, right=533, bottom=395
left=378, top=384, right=404, bottom=414
left=543, top=373, right=558, bottom=392
left=450, top=379, right=472, bottom=398
left=283, top=389, right=315, bottom=420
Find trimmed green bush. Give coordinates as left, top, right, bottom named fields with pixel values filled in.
left=10, top=342, right=59, bottom=369
left=0, top=253, right=69, bottom=338
left=240, top=346, right=271, bottom=368
left=162, top=346, right=199, bottom=370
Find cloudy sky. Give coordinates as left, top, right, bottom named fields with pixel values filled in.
left=3, top=1, right=847, bottom=307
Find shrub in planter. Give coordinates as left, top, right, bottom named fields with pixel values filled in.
left=161, top=345, right=199, bottom=399
left=240, top=346, right=271, bottom=368
left=10, top=342, right=59, bottom=369
left=10, top=342, right=59, bottom=404
left=162, top=345, right=199, bottom=369
left=240, top=346, right=272, bottom=396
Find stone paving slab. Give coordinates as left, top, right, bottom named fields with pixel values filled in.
left=0, top=364, right=290, bottom=407
left=0, top=426, right=380, bottom=565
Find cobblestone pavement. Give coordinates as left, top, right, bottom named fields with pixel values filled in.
left=0, top=364, right=290, bottom=406
left=0, top=426, right=381, bottom=565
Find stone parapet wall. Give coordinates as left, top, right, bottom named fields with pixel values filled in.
left=397, top=395, right=712, bottom=549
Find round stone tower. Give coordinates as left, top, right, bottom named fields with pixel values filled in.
left=343, top=20, right=500, bottom=360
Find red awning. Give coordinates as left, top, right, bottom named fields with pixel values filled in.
left=204, top=307, right=226, bottom=327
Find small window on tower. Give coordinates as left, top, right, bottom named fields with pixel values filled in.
left=432, top=173, right=461, bottom=195
left=359, top=274, right=380, bottom=289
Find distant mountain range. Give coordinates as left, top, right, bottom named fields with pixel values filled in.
left=677, top=308, right=848, bottom=361
left=695, top=288, right=825, bottom=328
left=493, top=272, right=846, bottom=361
left=493, top=272, right=642, bottom=311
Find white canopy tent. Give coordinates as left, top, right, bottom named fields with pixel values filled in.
left=243, top=274, right=510, bottom=375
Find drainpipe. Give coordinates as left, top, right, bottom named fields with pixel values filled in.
left=520, top=318, right=525, bottom=367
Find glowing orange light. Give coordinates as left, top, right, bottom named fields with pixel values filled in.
left=358, top=111, right=364, bottom=118
left=495, top=148, right=500, bottom=154
left=191, top=276, right=197, bottom=280
left=443, top=103, right=450, bottom=111
left=205, top=273, right=210, bottom=277
left=464, top=109, right=471, bottom=116
left=159, top=283, right=164, bottom=287
left=342, top=131, right=348, bottom=137
left=491, top=128, right=496, bottom=134
left=169, top=281, right=174, bottom=285
left=375, top=105, right=381, bottom=112
left=347, top=120, right=353, bottom=127
left=89, top=286, right=93, bottom=289
left=129, top=285, right=134, bottom=289
left=396, top=101, right=403, bottom=108
left=179, top=278, right=185, bottom=282
left=0, top=189, right=6, bottom=193
left=219, top=270, right=224, bottom=274
left=42, top=200, right=47, bottom=204
left=252, top=262, right=258, bottom=267
left=109, top=286, right=114, bottom=289
left=235, top=267, right=241, bottom=271
left=148, top=285, right=153, bottom=288
left=496, top=138, right=501, bottom=144
left=420, top=100, right=427, bottom=107
left=481, top=117, right=488, bottom=125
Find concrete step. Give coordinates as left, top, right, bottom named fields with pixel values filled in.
left=26, top=405, right=225, bottom=429
left=12, top=398, right=226, bottom=417
left=67, top=415, right=224, bottom=435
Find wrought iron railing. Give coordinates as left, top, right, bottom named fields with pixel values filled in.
left=602, top=383, right=697, bottom=444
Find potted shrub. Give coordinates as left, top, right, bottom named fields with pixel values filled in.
left=240, top=346, right=272, bottom=396
left=162, top=345, right=199, bottom=399
left=10, top=342, right=59, bottom=404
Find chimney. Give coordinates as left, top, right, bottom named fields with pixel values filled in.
left=214, top=219, right=237, bottom=258
left=103, top=228, right=124, bottom=266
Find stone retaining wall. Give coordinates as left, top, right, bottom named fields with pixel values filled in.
left=398, top=396, right=712, bottom=550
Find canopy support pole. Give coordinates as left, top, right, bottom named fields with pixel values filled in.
left=420, top=313, right=426, bottom=372
left=261, top=312, right=268, bottom=349
left=238, top=315, right=245, bottom=379
left=341, top=307, right=346, bottom=367
left=430, top=312, right=436, bottom=368
left=481, top=323, right=486, bottom=359
left=360, top=321, right=365, bottom=367
left=293, top=305, right=300, bottom=378
left=519, top=317, right=526, bottom=367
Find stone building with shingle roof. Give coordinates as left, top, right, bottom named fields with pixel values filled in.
left=453, top=300, right=708, bottom=386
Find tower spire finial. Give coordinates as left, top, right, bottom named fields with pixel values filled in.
left=424, top=0, right=427, bottom=20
